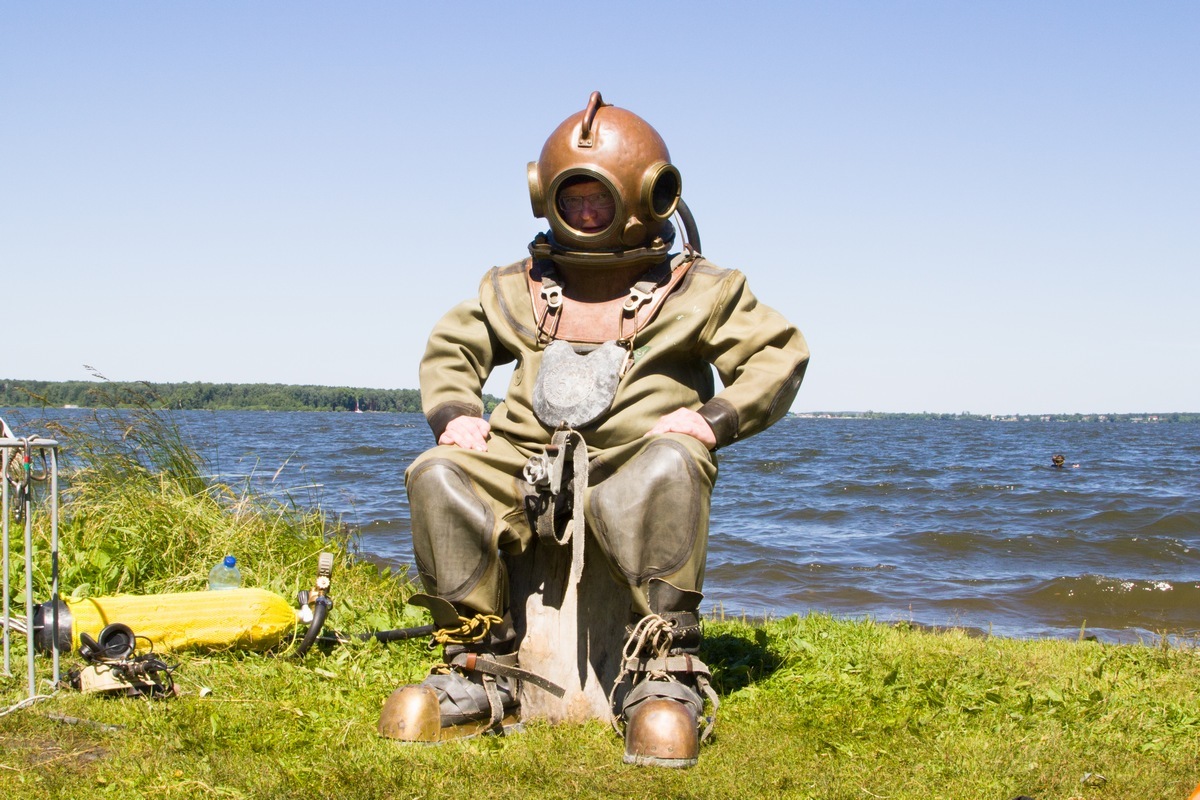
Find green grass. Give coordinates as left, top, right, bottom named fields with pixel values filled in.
left=3, top=406, right=1199, bottom=799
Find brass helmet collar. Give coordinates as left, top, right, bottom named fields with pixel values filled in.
left=528, top=222, right=676, bottom=272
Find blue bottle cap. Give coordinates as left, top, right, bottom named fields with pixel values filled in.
left=223, top=555, right=237, bottom=568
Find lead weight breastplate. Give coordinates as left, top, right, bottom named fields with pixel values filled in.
left=532, top=340, right=628, bottom=428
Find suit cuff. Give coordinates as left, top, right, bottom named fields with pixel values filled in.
left=427, top=402, right=483, bottom=442
left=697, top=398, right=739, bottom=449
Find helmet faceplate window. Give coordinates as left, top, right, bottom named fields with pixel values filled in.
left=549, top=171, right=622, bottom=239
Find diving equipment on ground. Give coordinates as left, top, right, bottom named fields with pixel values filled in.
left=1, top=419, right=62, bottom=699
left=66, top=622, right=178, bottom=697
left=33, top=588, right=300, bottom=655
left=30, top=551, right=339, bottom=657
left=293, top=551, right=335, bottom=657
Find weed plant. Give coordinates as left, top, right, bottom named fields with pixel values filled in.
left=2, top=400, right=1198, bottom=799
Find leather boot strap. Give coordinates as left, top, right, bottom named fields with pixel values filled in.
left=452, top=652, right=566, bottom=699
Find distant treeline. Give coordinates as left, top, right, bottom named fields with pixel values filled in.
left=4, top=380, right=1191, bottom=421
left=0, top=379, right=503, bottom=414
left=799, top=411, right=1200, bottom=423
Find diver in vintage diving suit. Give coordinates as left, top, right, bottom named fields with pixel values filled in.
left=378, top=92, right=809, bottom=766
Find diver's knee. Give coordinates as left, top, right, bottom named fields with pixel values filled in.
left=408, top=455, right=481, bottom=502
left=631, top=435, right=709, bottom=491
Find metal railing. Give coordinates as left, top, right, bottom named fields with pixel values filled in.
left=1, top=418, right=62, bottom=699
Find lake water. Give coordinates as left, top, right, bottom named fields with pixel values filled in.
left=7, top=409, right=1199, bottom=643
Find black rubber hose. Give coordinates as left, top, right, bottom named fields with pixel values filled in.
left=364, top=624, right=437, bottom=643
left=310, top=623, right=436, bottom=648
left=677, top=198, right=702, bottom=255
left=293, top=597, right=331, bottom=658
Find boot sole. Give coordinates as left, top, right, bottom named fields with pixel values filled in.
left=623, top=753, right=698, bottom=768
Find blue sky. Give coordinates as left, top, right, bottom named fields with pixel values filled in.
left=3, top=2, right=1196, bottom=414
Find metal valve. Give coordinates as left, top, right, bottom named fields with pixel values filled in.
left=523, top=454, right=551, bottom=487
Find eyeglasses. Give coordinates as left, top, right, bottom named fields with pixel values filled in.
left=557, top=191, right=615, bottom=213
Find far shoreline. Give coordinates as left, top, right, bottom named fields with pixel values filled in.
left=6, top=405, right=1199, bottom=424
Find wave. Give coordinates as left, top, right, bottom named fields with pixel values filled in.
left=1019, top=575, right=1200, bottom=634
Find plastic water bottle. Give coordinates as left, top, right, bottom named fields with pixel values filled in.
left=208, top=555, right=242, bottom=590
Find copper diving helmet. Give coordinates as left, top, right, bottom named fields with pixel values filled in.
left=528, top=91, right=687, bottom=269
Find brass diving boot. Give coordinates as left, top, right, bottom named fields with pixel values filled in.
left=612, top=579, right=719, bottom=768
left=378, top=594, right=520, bottom=742
left=623, top=682, right=704, bottom=767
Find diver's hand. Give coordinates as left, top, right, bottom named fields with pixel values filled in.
left=645, top=408, right=717, bottom=450
left=439, top=416, right=491, bottom=452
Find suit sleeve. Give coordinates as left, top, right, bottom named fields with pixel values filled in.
left=694, top=270, right=809, bottom=448
left=419, top=292, right=513, bottom=441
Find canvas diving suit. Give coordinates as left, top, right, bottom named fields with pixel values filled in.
left=406, top=252, right=809, bottom=620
